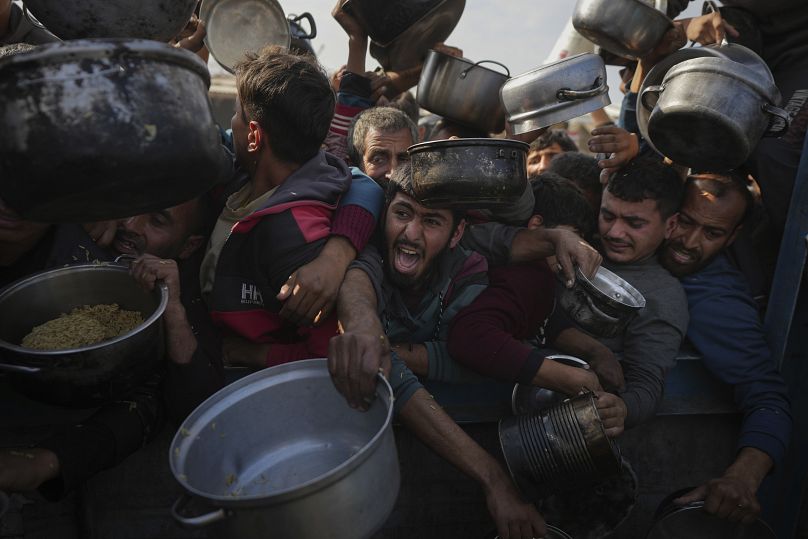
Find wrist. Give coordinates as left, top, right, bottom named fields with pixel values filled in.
left=163, top=301, right=187, bottom=320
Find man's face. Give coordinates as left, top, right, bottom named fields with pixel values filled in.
left=384, top=192, right=464, bottom=290
left=112, top=199, right=203, bottom=260
left=362, top=128, right=413, bottom=184
left=527, top=143, right=565, bottom=177
left=599, top=188, right=675, bottom=264
left=660, top=181, right=745, bottom=277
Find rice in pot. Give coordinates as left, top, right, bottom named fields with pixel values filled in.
left=21, top=304, right=144, bottom=350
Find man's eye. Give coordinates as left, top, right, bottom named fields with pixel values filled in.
left=371, top=155, right=388, bottom=165
left=628, top=222, right=643, bottom=230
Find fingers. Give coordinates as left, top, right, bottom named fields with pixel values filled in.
left=96, top=222, right=117, bottom=247
left=724, top=20, right=740, bottom=38
left=674, top=484, right=708, bottom=506
left=276, top=274, right=296, bottom=301
left=556, top=250, right=575, bottom=288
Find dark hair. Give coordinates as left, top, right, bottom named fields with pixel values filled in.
left=686, top=171, right=755, bottom=226
left=530, top=129, right=578, bottom=152
left=605, top=157, right=684, bottom=218
left=0, top=43, right=36, bottom=59
left=531, top=173, right=595, bottom=239
left=235, top=46, right=334, bottom=164
left=546, top=152, right=601, bottom=195
left=385, top=163, right=465, bottom=227
left=347, top=106, right=418, bottom=166
left=388, top=91, right=420, bottom=125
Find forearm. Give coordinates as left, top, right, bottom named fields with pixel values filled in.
left=322, top=235, right=356, bottom=275
left=509, top=228, right=555, bottom=263
left=391, top=342, right=428, bottom=376
left=724, top=447, right=773, bottom=493
left=346, top=35, right=368, bottom=75
left=162, top=303, right=198, bottom=365
left=336, top=267, right=381, bottom=332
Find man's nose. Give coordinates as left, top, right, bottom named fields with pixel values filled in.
left=402, top=219, right=423, bottom=240
left=121, top=215, right=146, bottom=234
left=681, top=226, right=701, bottom=249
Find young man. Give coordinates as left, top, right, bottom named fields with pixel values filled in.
left=660, top=172, right=791, bottom=524
left=328, top=167, right=546, bottom=539
left=201, top=46, right=383, bottom=368
left=593, top=157, right=689, bottom=433
left=526, top=129, right=578, bottom=177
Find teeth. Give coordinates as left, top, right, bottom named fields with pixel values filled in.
left=399, top=247, right=417, bottom=255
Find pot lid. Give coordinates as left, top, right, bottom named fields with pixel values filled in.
left=408, top=137, right=529, bottom=154
left=661, top=56, right=781, bottom=105
left=201, top=0, right=291, bottom=74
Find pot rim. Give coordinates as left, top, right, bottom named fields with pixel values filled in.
left=423, top=48, right=510, bottom=79
left=0, top=38, right=211, bottom=87
left=408, top=137, right=529, bottom=154
left=575, top=266, right=646, bottom=311
left=170, top=358, right=396, bottom=506
left=661, top=56, right=780, bottom=104
left=504, top=52, right=603, bottom=83
left=0, top=264, right=168, bottom=356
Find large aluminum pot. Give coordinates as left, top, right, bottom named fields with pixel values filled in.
left=557, top=266, right=645, bottom=338
left=23, top=0, right=197, bottom=41
left=408, top=138, right=528, bottom=209
left=640, top=56, right=791, bottom=170
left=341, top=0, right=452, bottom=47
left=0, top=39, right=231, bottom=222
left=572, top=0, right=673, bottom=60
left=417, top=49, right=509, bottom=134
left=0, top=264, right=167, bottom=406
left=647, top=490, right=776, bottom=538
left=637, top=41, right=776, bottom=155
left=500, top=53, right=610, bottom=135
left=170, top=359, right=399, bottom=539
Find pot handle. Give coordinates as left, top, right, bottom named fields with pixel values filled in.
left=583, top=294, right=622, bottom=324
left=21, top=2, right=47, bottom=30
left=289, top=12, right=317, bottom=40
left=556, top=78, right=608, bottom=101
left=762, top=103, right=792, bottom=137
left=171, top=493, right=228, bottom=528
left=0, top=363, right=41, bottom=374
left=640, top=84, right=665, bottom=111
left=460, top=60, right=510, bottom=79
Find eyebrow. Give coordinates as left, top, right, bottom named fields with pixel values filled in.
left=156, top=209, right=174, bottom=223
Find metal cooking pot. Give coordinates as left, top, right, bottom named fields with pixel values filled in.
left=0, top=39, right=230, bottom=222
left=0, top=264, right=167, bottom=407
left=288, top=12, right=317, bottom=56
left=417, top=49, right=509, bottom=134
left=408, top=138, right=528, bottom=209
left=22, top=0, right=197, bottom=41
left=201, top=0, right=292, bottom=74
left=640, top=56, right=791, bottom=170
left=489, top=524, right=573, bottom=539
left=500, top=53, right=610, bottom=135
left=511, top=355, right=589, bottom=415
left=170, top=359, right=399, bottom=539
left=367, top=0, right=466, bottom=72
left=637, top=41, right=775, bottom=156
left=557, top=266, right=645, bottom=338
left=342, top=0, right=451, bottom=47
left=572, top=0, right=673, bottom=60
left=647, top=490, right=776, bottom=538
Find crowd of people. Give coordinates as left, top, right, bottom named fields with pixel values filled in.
left=0, top=0, right=805, bottom=537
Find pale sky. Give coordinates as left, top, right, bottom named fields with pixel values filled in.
left=211, top=0, right=702, bottom=106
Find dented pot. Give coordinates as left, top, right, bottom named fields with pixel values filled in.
left=0, top=39, right=231, bottom=222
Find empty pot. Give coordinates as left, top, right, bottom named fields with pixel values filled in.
left=572, top=0, right=673, bottom=59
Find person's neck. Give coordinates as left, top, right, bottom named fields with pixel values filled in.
left=248, top=153, right=303, bottom=202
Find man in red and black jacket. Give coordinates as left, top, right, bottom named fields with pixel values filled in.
left=200, top=46, right=383, bottom=368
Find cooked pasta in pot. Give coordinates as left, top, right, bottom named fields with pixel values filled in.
left=21, top=304, right=144, bottom=350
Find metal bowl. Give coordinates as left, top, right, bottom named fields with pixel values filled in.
left=511, top=355, right=590, bottom=415
left=558, top=266, right=645, bottom=338
left=491, top=524, right=573, bottom=539
left=648, top=499, right=776, bottom=538
left=572, top=0, right=673, bottom=60
left=23, top=0, right=198, bottom=41
left=201, top=0, right=291, bottom=74
left=500, top=53, right=610, bottom=135
left=0, top=264, right=167, bottom=406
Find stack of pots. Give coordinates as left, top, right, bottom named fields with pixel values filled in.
left=499, top=392, right=622, bottom=500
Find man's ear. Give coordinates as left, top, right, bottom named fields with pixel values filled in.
left=663, top=213, right=678, bottom=240
left=527, top=214, right=543, bottom=230
left=449, top=219, right=466, bottom=249
left=248, top=120, right=263, bottom=152
left=726, top=224, right=743, bottom=247
left=178, top=234, right=206, bottom=260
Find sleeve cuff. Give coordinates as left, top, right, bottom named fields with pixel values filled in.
left=331, top=206, right=377, bottom=253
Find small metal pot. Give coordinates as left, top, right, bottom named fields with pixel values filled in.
left=22, top=0, right=197, bottom=41
left=557, top=266, right=645, bottom=338
left=648, top=490, right=776, bottom=538
left=408, top=138, right=528, bottom=209
left=637, top=41, right=776, bottom=156
left=640, top=56, right=791, bottom=170
left=500, top=53, right=610, bottom=135
left=0, top=39, right=231, bottom=222
left=170, top=359, right=399, bottom=539
left=0, top=264, right=167, bottom=407
left=572, top=0, right=673, bottom=60
left=417, top=49, right=509, bottom=133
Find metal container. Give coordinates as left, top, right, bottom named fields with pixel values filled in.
left=557, top=266, right=645, bottom=338
left=640, top=56, right=791, bottom=170
left=637, top=41, right=776, bottom=156
left=500, top=53, right=610, bottom=136
left=342, top=0, right=453, bottom=47
left=648, top=493, right=777, bottom=539
left=408, top=138, right=528, bottom=209
left=511, top=355, right=590, bottom=415
left=499, top=392, right=622, bottom=500
left=491, top=524, right=574, bottom=539
left=170, top=359, right=399, bottom=539
left=0, top=264, right=167, bottom=406
left=22, top=0, right=197, bottom=41
left=288, top=12, right=317, bottom=56
left=201, top=0, right=291, bottom=74
left=367, top=0, right=466, bottom=72
left=572, top=0, right=673, bottom=60
left=417, top=49, right=509, bottom=134
left=0, top=39, right=231, bottom=222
